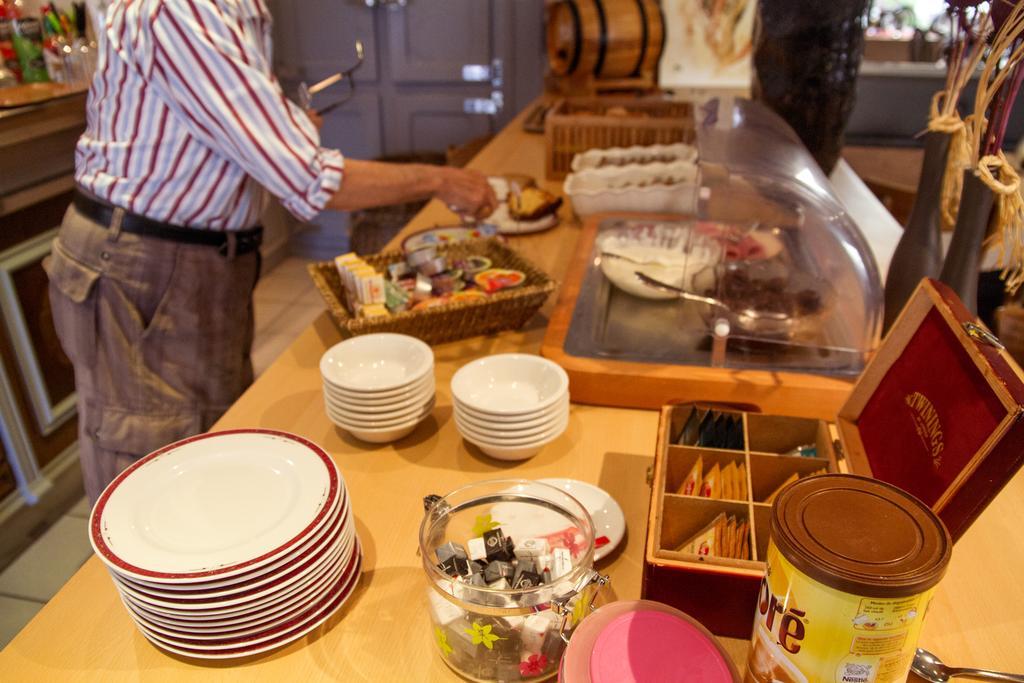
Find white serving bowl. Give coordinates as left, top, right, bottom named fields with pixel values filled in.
left=454, top=400, right=569, bottom=435
left=320, top=334, right=433, bottom=392
left=596, top=222, right=722, bottom=300
left=327, top=397, right=435, bottom=430
left=455, top=413, right=567, bottom=447
left=450, top=354, right=569, bottom=416
left=322, top=374, right=434, bottom=405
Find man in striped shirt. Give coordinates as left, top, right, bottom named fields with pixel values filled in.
left=47, top=0, right=498, bottom=503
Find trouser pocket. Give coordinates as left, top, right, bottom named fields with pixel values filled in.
left=44, top=238, right=101, bottom=369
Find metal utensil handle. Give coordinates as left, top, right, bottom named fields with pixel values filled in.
left=550, top=570, right=609, bottom=644
left=634, top=271, right=723, bottom=307
left=946, top=668, right=1024, bottom=682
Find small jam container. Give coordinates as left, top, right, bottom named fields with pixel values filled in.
left=419, top=479, right=608, bottom=682
left=747, top=474, right=952, bottom=683
left=559, top=599, right=740, bottom=682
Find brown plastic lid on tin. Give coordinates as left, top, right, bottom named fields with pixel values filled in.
left=771, top=474, right=952, bottom=598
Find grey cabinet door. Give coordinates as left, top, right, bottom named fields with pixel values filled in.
left=268, top=0, right=544, bottom=257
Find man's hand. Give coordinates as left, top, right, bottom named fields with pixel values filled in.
left=305, top=108, right=324, bottom=132
left=434, top=167, right=498, bottom=221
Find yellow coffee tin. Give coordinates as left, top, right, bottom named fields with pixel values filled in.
left=745, top=474, right=952, bottom=683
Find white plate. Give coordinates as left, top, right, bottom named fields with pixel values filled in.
left=115, top=535, right=347, bottom=610
left=117, top=529, right=354, bottom=616
left=91, top=430, right=340, bottom=583
left=537, top=479, right=625, bottom=562
left=123, top=542, right=352, bottom=627
left=124, top=540, right=360, bottom=638
left=132, top=544, right=363, bottom=659
left=486, top=203, right=559, bottom=235
left=490, top=479, right=624, bottom=562
left=120, top=491, right=349, bottom=593
left=319, top=334, right=433, bottom=392
left=116, top=496, right=351, bottom=598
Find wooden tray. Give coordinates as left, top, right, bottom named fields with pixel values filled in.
left=539, top=213, right=856, bottom=419
left=308, top=238, right=557, bottom=346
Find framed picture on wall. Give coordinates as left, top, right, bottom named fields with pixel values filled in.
left=659, top=0, right=755, bottom=93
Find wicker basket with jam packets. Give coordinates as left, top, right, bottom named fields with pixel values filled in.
left=308, top=238, right=556, bottom=346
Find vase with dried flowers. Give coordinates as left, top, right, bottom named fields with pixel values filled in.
left=883, top=1, right=988, bottom=332
left=940, top=0, right=1024, bottom=316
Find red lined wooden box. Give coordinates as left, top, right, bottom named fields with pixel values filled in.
left=642, top=279, right=1024, bottom=638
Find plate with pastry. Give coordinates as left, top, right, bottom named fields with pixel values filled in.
left=488, top=185, right=563, bottom=235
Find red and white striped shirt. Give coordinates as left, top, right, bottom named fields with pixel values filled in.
left=75, top=0, right=344, bottom=230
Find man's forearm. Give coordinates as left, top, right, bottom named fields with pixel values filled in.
left=326, top=159, right=441, bottom=211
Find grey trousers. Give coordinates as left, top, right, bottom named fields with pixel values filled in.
left=45, top=204, right=260, bottom=504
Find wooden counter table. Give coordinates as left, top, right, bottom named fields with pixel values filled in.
left=2, top=104, right=1023, bottom=681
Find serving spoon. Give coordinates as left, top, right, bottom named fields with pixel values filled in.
left=911, top=648, right=1024, bottom=682
left=633, top=271, right=788, bottom=322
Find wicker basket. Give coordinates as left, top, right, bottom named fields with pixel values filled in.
left=545, top=97, right=696, bottom=180
left=308, top=238, right=557, bottom=346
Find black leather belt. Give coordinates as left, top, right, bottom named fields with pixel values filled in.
left=72, top=190, right=263, bottom=256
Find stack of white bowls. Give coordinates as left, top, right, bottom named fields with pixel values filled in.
left=451, top=353, right=570, bottom=460
left=320, top=333, right=436, bottom=443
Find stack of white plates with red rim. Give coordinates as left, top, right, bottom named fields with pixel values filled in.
left=89, top=429, right=361, bottom=660
left=320, top=333, right=436, bottom=443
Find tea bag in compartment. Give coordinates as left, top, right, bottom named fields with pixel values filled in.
left=676, top=408, right=703, bottom=446
left=701, top=463, right=721, bottom=499
left=675, top=512, right=725, bottom=556
left=727, top=416, right=745, bottom=450
left=724, top=516, right=737, bottom=558
left=697, top=411, right=717, bottom=447
left=722, top=461, right=738, bottom=500
left=676, top=455, right=704, bottom=496
left=712, top=414, right=731, bottom=448
left=763, top=473, right=799, bottom=505
left=737, top=521, right=749, bottom=560
left=738, top=463, right=748, bottom=500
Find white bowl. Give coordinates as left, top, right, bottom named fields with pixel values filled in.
left=329, top=414, right=424, bottom=444
left=327, top=397, right=435, bottom=429
left=324, top=389, right=435, bottom=421
left=320, top=334, right=433, bottom=392
left=451, top=354, right=569, bottom=416
left=323, top=374, right=434, bottom=405
left=455, top=413, right=567, bottom=447
left=454, top=400, right=569, bottom=435
left=325, top=388, right=434, bottom=417
left=453, top=393, right=568, bottom=425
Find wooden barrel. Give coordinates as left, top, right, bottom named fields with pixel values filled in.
left=546, top=0, right=664, bottom=79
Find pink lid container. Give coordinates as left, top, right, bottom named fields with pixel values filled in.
left=560, top=599, right=740, bottom=683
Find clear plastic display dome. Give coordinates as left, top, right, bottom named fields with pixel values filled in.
left=564, top=97, right=884, bottom=376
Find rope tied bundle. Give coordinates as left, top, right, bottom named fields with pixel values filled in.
left=978, top=152, right=1024, bottom=294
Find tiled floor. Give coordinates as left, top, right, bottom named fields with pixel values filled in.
left=0, top=256, right=325, bottom=649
